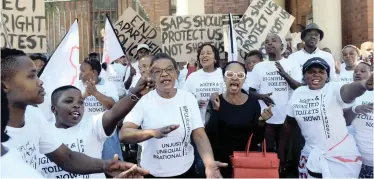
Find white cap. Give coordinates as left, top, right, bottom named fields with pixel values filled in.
left=136, top=44, right=150, bottom=52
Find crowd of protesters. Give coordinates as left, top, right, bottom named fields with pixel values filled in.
left=1, top=22, right=373, bottom=179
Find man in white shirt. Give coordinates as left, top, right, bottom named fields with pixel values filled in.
left=1, top=88, right=44, bottom=178
left=287, top=24, right=338, bottom=174
left=1, top=48, right=148, bottom=177
left=288, top=23, right=337, bottom=81
left=242, top=50, right=264, bottom=92
left=360, top=41, right=373, bottom=64
left=132, top=44, right=151, bottom=75
left=248, top=34, right=302, bottom=173
left=177, top=62, right=188, bottom=88
left=125, top=44, right=151, bottom=91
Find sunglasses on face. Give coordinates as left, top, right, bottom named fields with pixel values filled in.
left=224, top=71, right=246, bottom=79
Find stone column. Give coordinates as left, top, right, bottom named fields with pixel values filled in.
left=176, top=0, right=205, bottom=15
left=312, top=0, right=342, bottom=59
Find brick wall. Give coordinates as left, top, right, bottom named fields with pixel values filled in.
left=341, top=0, right=373, bottom=47
left=288, top=0, right=312, bottom=32
left=205, top=0, right=250, bottom=15
left=46, top=0, right=93, bottom=61
left=45, top=0, right=373, bottom=61
left=139, top=0, right=170, bottom=27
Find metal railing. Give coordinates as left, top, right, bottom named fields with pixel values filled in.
left=45, top=0, right=149, bottom=61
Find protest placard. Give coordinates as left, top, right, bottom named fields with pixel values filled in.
left=235, top=0, right=295, bottom=53
left=1, top=0, right=47, bottom=53
left=114, top=8, right=162, bottom=59
left=160, top=14, right=224, bottom=62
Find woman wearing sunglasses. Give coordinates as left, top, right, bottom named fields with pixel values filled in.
left=205, top=61, right=273, bottom=178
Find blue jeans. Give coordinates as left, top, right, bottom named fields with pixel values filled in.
left=191, top=139, right=205, bottom=178
left=102, top=129, right=124, bottom=161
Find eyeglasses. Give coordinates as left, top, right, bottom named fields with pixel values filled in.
left=151, top=67, right=175, bottom=77
left=224, top=71, right=246, bottom=79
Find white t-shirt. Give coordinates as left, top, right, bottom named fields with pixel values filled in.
left=287, top=82, right=359, bottom=156
left=249, top=59, right=303, bottom=124
left=288, top=48, right=337, bottom=81
left=106, top=63, right=131, bottom=97
left=339, top=68, right=354, bottom=84
left=3, top=106, right=62, bottom=169
left=352, top=91, right=373, bottom=166
left=130, top=74, right=141, bottom=88
left=182, top=68, right=226, bottom=123
left=177, top=67, right=188, bottom=89
left=1, top=146, right=45, bottom=178
left=81, top=78, right=119, bottom=120
left=124, top=90, right=204, bottom=177
left=37, top=113, right=110, bottom=178
left=242, top=71, right=254, bottom=93
left=132, top=61, right=140, bottom=75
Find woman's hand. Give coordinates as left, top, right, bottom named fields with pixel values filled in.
left=275, top=61, right=288, bottom=77
left=210, top=93, right=220, bottom=111
left=259, top=93, right=275, bottom=106
left=85, top=79, right=98, bottom=96
left=205, top=161, right=228, bottom=178
left=132, top=76, right=155, bottom=96
left=198, top=100, right=207, bottom=108
left=151, top=124, right=180, bottom=139
left=107, top=154, right=149, bottom=178
left=355, top=103, right=373, bottom=114
left=259, top=105, right=273, bottom=121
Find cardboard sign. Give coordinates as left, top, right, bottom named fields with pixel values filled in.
left=160, top=14, right=224, bottom=62
left=1, top=0, right=47, bottom=53
left=235, top=0, right=295, bottom=53
left=113, top=8, right=162, bottom=59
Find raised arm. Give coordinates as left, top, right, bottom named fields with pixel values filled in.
left=85, top=80, right=116, bottom=109
left=248, top=88, right=275, bottom=106
left=344, top=103, right=374, bottom=126
left=275, top=61, right=302, bottom=90
left=101, top=76, right=154, bottom=136
left=340, top=73, right=373, bottom=103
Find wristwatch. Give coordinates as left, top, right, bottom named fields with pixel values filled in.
left=129, top=90, right=142, bottom=102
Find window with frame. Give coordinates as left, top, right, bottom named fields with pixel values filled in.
left=92, top=0, right=118, bottom=48
left=170, top=0, right=176, bottom=15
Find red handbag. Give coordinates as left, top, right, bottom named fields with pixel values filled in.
left=230, top=134, right=280, bottom=178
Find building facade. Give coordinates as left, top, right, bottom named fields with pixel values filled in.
left=45, top=0, right=373, bottom=60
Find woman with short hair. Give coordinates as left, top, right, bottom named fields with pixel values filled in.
left=121, top=53, right=227, bottom=178
left=281, top=57, right=372, bottom=178
left=340, top=45, right=361, bottom=84
left=344, top=62, right=373, bottom=178
left=205, top=61, right=272, bottom=178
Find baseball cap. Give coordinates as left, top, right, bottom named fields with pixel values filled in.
left=136, top=44, right=150, bottom=52
left=302, top=57, right=330, bottom=76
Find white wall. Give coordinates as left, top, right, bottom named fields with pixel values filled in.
left=312, top=0, right=342, bottom=59
left=176, top=0, right=205, bottom=15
